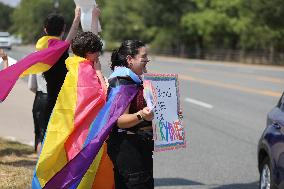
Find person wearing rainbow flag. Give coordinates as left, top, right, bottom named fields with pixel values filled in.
left=32, top=31, right=112, bottom=189
left=31, top=39, right=153, bottom=189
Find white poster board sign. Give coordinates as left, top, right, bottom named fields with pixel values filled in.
left=143, top=73, right=185, bottom=152
left=74, top=0, right=102, bottom=33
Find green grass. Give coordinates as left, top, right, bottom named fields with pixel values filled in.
left=0, top=138, right=37, bottom=189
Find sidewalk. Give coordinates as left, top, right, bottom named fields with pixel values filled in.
left=0, top=79, right=34, bottom=146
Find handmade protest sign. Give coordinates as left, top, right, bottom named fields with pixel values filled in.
left=74, top=0, right=102, bottom=33
left=143, top=73, right=185, bottom=152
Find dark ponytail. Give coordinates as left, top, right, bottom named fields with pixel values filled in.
left=110, top=48, right=127, bottom=70
left=110, top=40, right=145, bottom=71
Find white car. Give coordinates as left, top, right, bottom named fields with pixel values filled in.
left=0, top=32, right=12, bottom=49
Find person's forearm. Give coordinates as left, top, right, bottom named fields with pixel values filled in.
left=91, top=16, right=99, bottom=35
left=117, top=112, right=143, bottom=129
left=91, top=6, right=101, bottom=35
left=65, top=17, right=80, bottom=42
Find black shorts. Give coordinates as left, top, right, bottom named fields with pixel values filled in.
left=32, top=91, right=48, bottom=146
left=107, top=132, right=154, bottom=189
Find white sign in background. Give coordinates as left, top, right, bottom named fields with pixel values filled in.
left=74, top=0, right=102, bottom=33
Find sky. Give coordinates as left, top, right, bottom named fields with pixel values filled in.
left=0, top=0, right=21, bottom=7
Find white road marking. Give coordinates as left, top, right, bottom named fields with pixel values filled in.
left=185, top=98, right=213, bottom=109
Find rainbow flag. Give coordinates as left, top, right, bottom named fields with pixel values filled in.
left=0, top=37, right=69, bottom=102
left=32, top=66, right=140, bottom=188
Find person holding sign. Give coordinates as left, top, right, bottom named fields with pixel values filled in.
left=28, top=9, right=81, bottom=153
left=106, top=40, right=154, bottom=189
left=41, top=9, right=80, bottom=130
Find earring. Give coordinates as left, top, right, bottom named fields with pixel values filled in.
left=129, top=63, right=133, bottom=68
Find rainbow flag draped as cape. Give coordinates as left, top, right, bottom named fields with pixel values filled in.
left=0, top=37, right=69, bottom=102
left=32, top=66, right=140, bottom=189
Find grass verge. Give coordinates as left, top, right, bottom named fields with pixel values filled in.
left=0, top=138, right=36, bottom=189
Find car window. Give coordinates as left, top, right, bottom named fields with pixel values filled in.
left=0, top=32, right=10, bottom=37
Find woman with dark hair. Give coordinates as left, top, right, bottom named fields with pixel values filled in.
left=107, top=40, right=154, bottom=189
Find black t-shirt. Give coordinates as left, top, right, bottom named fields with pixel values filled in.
left=43, top=50, right=68, bottom=100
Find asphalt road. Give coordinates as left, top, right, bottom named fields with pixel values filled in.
left=1, top=46, right=284, bottom=189
left=150, top=56, right=283, bottom=189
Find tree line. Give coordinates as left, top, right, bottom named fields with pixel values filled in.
left=1, top=0, right=284, bottom=64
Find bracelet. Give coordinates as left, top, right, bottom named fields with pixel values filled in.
left=136, top=111, right=144, bottom=121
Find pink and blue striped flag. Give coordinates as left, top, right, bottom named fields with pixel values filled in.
left=0, top=37, right=69, bottom=102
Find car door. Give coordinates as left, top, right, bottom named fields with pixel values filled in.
left=268, top=92, right=284, bottom=187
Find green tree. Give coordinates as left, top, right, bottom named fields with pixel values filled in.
left=251, top=0, right=284, bottom=30
left=181, top=0, right=284, bottom=53
left=101, top=0, right=150, bottom=46
left=97, top=0, right=284, bottom=61
left=0, top=3, right=14, bottom=31
left=11, top=0, right=54, bottom=43
left=56, top=0, right=76, bottom=35
left=182, top=0, right=241, bottom=50
left=10, top=0, right=284, bottom=63
left=11, top=0, right=75, bottom=43
left=144, top=0, right=196, bottom=56
left=250, top=0, right=284, bottom=52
